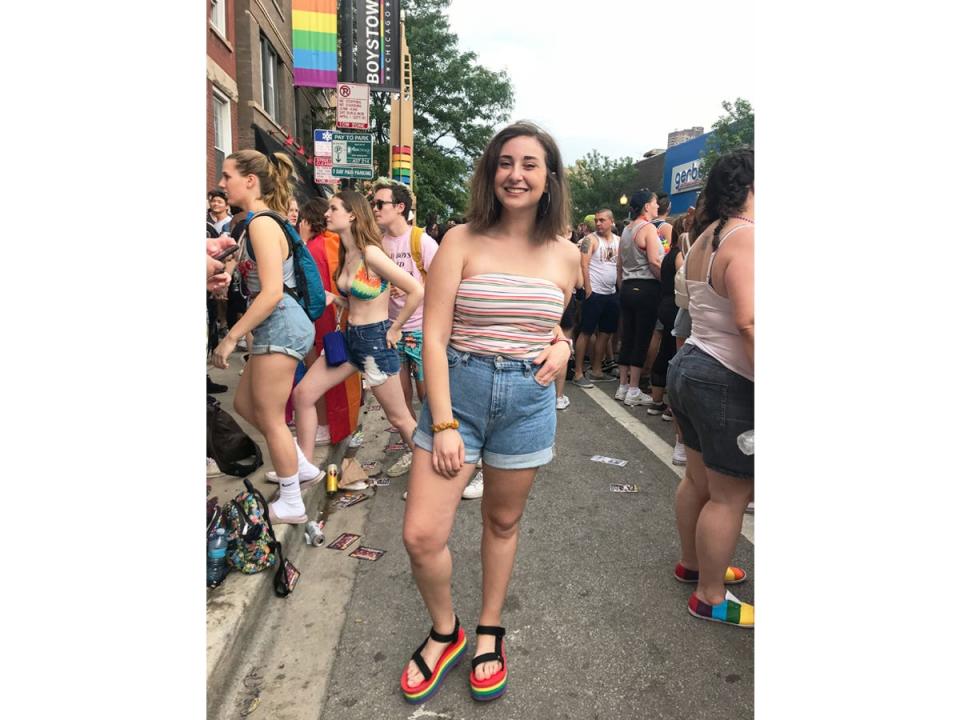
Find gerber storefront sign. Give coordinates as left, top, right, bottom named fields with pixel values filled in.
left=672, top=159, right=705, bottom=193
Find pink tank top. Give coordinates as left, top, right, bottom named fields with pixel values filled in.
left=686, top=224, right=753, bottom=381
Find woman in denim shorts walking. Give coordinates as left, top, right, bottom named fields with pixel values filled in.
left=667, top=148, right=755, bottom=628
left=291, top=191, right=424, bottom=462
left=211, top=149, right=333, bottom=525
left=399, top=122, right=580, bottom=704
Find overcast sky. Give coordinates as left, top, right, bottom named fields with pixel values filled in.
left=445, top=0, right=755, bottom=166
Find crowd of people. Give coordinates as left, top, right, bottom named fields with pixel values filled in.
left=204, top=124, right=754, bottom=703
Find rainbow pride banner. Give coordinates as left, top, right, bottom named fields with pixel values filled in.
left=292, top=0, right=338, bottom=88
left=391, top=145, right=411, bottom=185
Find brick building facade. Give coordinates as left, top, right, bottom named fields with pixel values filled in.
left=207, top=0, right=240, bottom=192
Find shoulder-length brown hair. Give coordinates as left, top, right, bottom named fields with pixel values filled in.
left=466, top=121, right=570, bottom=244
left=334, top=190, right=385, bottom=280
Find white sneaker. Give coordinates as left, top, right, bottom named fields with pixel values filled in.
left=206, top=457, right=223, bottom=477
left=556, top=394, right=570, bottom=410
left=315, top=426, right=331, bottom=445
left=462, top=470, right=484, bottom=499
left=672, top=440, right=687, bottom=466
left=614, top=384, right=628, bottom=401
left=265, top=467, right=324, bottom=484
left=386, top=451, right=413, bottom=477
left=348, top=431, right=364, bottom=448
left=623, top=388, right=653, bottom=406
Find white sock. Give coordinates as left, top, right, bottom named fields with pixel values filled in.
left=294, top=443, right=320, bottom=479
left=618, top=384, right=628, bottom=393
left=271, top=473, right=305, bottom=518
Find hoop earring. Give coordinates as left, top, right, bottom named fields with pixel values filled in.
left=538, top=191, right=551, bottom=218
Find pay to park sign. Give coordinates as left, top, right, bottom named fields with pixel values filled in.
left=331, top=131, right=374, bottom=179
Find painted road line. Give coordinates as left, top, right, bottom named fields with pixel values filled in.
left=582, top=386, right=754, bottom=544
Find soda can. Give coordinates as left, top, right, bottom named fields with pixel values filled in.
left=304, top=520, right=325, bottom=547
left=326, top=464, right=339, bottom=496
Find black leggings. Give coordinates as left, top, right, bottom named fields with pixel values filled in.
left=618, top=279, right=660, bottom=367
left=651, top=298, right=678, bottom=388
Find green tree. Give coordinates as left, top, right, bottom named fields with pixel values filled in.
left=700, top=98, right=754, bottom=177
left=369, top=0, right=514, bottom=221
left=567, top=151, right=642, bottom=225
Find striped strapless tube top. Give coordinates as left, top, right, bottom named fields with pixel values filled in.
left=449, top=273, right=565, bottom=359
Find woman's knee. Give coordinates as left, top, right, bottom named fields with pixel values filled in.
left=482, top=508, right=523, bottom=539
left=403, top=523, right=446, bottom=559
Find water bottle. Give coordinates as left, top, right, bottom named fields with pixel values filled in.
left=207, top=528, right=229, bottom=588
left=737, top=430, right=754, bottom=456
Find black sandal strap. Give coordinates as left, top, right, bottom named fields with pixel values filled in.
left=471, top=625, right=505, bottom=671
left=429, top=615, right=460, bottom=644
left=411, top=616, right=460, bottom=682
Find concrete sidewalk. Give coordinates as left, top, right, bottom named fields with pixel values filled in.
left=206, top=353, right=364, bottom=708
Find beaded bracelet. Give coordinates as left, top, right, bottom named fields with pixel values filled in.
left=431, top=419, right=460, bottom=433
left=551, top=335, right=574, bottom=352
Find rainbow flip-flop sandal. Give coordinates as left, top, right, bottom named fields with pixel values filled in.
left=469, top=625, right=507, bottom=702
left=400, top=616, right=467, bottom=704
left=687, top=590, right=754, bottom=628
left=674, top=563, right=747, bottom=584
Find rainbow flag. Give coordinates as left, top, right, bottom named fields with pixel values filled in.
left=292, top=0, right=338, bottom=88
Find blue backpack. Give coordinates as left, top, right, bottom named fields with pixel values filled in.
left=242, top=210, right=328, bottom=321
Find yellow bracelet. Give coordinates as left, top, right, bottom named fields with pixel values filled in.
left=431, top=419, right=460, bottom=433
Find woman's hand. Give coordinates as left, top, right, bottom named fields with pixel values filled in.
left=533, top=340, right=571, bottom=385
left=386, top=324, right=402, bottom=349
left=432, top=429, right=465, bottom=478
left=212, top=334, right=238, bottom=369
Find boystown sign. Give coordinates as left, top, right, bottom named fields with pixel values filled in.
left=351, top=0, right=400, bottom=93
left=671, top=159, right=705, bottom=194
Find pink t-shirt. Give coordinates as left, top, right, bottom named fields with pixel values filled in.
left=382, top=227, right=437, bottom=331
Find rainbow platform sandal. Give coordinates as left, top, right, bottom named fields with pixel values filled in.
left=674, top=563, right=747, bottom=585
left=687, top=590, right=754, bottom=628
left=469, top=625, right=507, bottom=702
left=400, top=615, right=468, bottom=704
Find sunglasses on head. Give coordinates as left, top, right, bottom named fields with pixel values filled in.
left=373, top=200, right=395, bottom=210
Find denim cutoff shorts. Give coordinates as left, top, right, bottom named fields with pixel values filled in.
left=413, top=348, right=556, bottom=470
left=250, top=293, right=315, bottom=361
left=345, top=319, right=400, bottom=387
left=666, top=343, right=753, bottom=479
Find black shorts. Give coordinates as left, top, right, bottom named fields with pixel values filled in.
left=579, top=291, right=619, bottom=334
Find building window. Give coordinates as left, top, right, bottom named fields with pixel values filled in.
left=260, top=35, right=280, bottom=120
left=210, top=0, right=226, bottom=36
left=213, top=90, right=232, bottom=178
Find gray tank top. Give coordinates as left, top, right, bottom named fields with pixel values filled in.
left=237, top=215, right=297, bottom=295
left=619, top=220, right=662, bottom=281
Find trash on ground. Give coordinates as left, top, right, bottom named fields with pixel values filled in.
left=327, top=532, right=361, bottom=550
left=609, top=484, right=640, bottom=493
left=591, top=455, right=628, bottom=467
left=349, top=546, right=386, bottom=561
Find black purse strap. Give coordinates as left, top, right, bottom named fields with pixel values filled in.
left=243, top=479, right=293, bottom=598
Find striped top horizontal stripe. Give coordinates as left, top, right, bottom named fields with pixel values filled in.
left=450, top=273, right=565, bottom=359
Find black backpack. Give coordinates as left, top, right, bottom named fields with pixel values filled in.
left=206, top=396, right=263, bottom=477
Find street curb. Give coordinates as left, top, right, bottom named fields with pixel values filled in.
left=205, top=433, right=351, bottom=707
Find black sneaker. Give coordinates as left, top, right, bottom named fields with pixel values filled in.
left=646, top=402, right=668, bottom=416
left=661, top=406, right=674, bottom=421
left=207, top=375, right=228, bottom=394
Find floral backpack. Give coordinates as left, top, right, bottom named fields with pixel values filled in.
left=223, top=479, right=277, bottom=574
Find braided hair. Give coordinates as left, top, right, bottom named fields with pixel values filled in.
left=700, top=148, right=754, bottom=250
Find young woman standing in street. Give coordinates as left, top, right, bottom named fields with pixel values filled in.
left=291, top=191, right=424, bottom=468
left=668, top=148, right=755, bottom=628
left=399, top=121, right=579, bottom=703
left=211, top=149, right=328, bottom=525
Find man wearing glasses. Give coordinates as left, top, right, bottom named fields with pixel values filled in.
left=371, top=180, right=438, bottom=477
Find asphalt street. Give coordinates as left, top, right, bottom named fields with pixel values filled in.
left=211, top=374, right=754, bottom=720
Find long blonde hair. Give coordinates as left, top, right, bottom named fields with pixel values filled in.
left=335, top=190, right=385, bottom=280
left=227, top=149, right=295, bottom=214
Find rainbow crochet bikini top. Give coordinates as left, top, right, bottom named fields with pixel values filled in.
left=348, top=260, right=389, bottom=300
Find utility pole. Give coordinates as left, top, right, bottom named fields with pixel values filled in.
left=389, top=11, right=414, bottom=217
